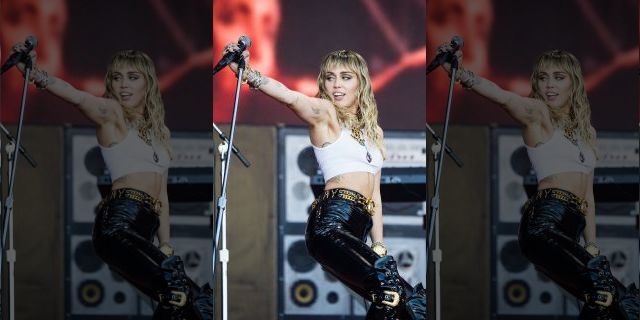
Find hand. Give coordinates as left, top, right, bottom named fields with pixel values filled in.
left=222, top=42, right=250, bottom=75
left=9, top=42, right=37, bottom=75
left=436, top=42, right=463, bottom=74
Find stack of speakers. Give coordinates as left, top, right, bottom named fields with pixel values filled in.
left=490, top=128, right=639, bottom=319
left=64, top=128, right=214, bottom=319
left=277, top=127, right=427, bottom=319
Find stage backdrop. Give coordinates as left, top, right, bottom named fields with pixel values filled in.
left=0, top=0, right=212, bottom=131
left=213, top=0, right=426, bottom=130
left=426, top=0, right=638, bottom=130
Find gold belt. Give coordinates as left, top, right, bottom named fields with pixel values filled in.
left=312, top=188, right=375, bottom=216
left=102, top=188, right=162, bottom=215
left=536, top=188, right=587, bottom=215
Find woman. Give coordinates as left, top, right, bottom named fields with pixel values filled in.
left=11, top=44, right=212, bottom=320
left=222, top=44, right=426, bottom=319
left=438, top=44, right=638, bottom=319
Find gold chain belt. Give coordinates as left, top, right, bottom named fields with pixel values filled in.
left=102, top=188, right=162, bottom=215
left=312, top=188, right=375, bottom=216
left=536, top=188, right=587, bottom=215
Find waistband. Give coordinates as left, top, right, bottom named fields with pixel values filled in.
left=102, top=188, right=162, bottom=215
left=531, top=188, right=587, bottom=216
left=313, top=188, right=375, bottom=216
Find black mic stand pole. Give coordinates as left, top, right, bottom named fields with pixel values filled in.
left=426, top=55, right=460, bottom=320
left=0, top=55, right=34, bottom=320
left=212, top=57, right=247, bottom=320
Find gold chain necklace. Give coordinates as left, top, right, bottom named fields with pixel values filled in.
left=563, top=125, right=585, bottom=163
left=134, top=120, right=159, bottom=163
left=350, top=127, right=372, bottom=163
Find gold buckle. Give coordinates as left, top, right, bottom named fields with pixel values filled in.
left=585, top=290, right=613, bottom=307
left=372, top=290, right=400, bottom=307
left=161, top=290, right=187, bottom=307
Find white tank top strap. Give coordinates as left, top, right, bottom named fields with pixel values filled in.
left=525, top=128, right=596, bottom=180
left=100, top=128, right=170, bottom=181
left=313, top=127, right=383, bottom=181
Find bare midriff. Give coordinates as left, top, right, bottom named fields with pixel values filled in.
left=537, top=171, right=590, bottom=199
left=111, top=172, right=164, bottom=199
left=324, top=171, right=375, bottom=199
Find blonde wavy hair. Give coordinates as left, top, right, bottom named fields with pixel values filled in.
left=104, top=50, right=172, bottom=157
left=529, top=50, right=598, bottom=157
left=316, top=50, right=386, bottom=158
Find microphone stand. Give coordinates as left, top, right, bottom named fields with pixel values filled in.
left=0, top=55, right=36, bottom=320
left=426, top=56, right=460, bottom=320
left=212, top=57, right=247, bottom=320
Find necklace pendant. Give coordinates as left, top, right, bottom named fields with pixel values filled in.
left=153, top=152, right=159, bottom=163
left=366, top=152, right=372, bottom=163
left=579, top=152, right=585, bottom=163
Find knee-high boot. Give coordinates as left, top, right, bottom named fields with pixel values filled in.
left=611, top=283, right=639, bottom=320
left=365, top=256, right=427, bottom=320
left=578, top=255, right=626, bottom=320
left=191, top=283, right=213, bottom=320
left=405, top=283, right=427, bottom=320
left=152, top=256, right=196, bottom=320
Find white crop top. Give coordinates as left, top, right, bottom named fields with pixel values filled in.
left=100, top=129, right=170, bottom=181
left=313, top=128, right=383, bottom=181
left=525, top=128, right=596, bottom=180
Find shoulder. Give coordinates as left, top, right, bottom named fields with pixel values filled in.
left=376, top=125, right=384, bottom=138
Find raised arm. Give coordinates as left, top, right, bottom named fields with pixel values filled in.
left=223, top=45, right=333, bottom=126
left=463, top=72, right=547, bottom=127
left=11, top=44, right=120, bottom=126
left=437, top=44, right=548, bottom=127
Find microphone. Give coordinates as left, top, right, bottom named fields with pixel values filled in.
left=1, top=36, right=38, bottom=75
left=426, top=36, right=463, bottom=75
left=212, top=35, right=251, bottom=75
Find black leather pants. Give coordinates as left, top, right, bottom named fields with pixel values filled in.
left=92, top=188, right=212, bottom=320
left=519, top=188, right=638, bottom=319
left=305, top=188, right=426, bottom=319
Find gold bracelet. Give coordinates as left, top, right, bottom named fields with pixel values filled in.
left=371, top=241, right=387, bottom=257
left=159, top=242, right=175, bottom=256
left=584, top=241, right=600, bottom=257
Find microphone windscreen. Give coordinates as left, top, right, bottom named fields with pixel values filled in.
left=238, top=35, right=251, bottom=50
left=25, top=36, right=38, bottom=50
left=451, top=36, right=464, bottom=50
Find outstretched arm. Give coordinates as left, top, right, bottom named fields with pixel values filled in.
left=465, top=74, right=547, bottom=126
left=223, top=45, right=333, bottom=126
left=11, top=44, right=120, bottom=126
left=438, top=44, right=547, bottom=127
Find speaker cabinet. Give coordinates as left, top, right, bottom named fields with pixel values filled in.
left=65, top=128, right=213, bottom=319
left=491, top=128, right=639, bottom=319
left=277, top=127, right=426, bottom=319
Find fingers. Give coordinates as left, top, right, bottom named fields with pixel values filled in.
left=11, top=43, right=25, bottom=55
left=222, top=42, right=245, bottom=55
left=436, top=43, right=452, bottom=55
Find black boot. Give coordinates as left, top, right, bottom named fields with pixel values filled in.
left=579, top=256, right=618, bottom=320
left=191, top=283, right=213, bottom=320
left=153, top=256, right=193, bottom=320
left=365, top=256, right=406, bottom=320
left=405, top=284, right=427, bottom=320
left=613, top=283, right=639, bottom=320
